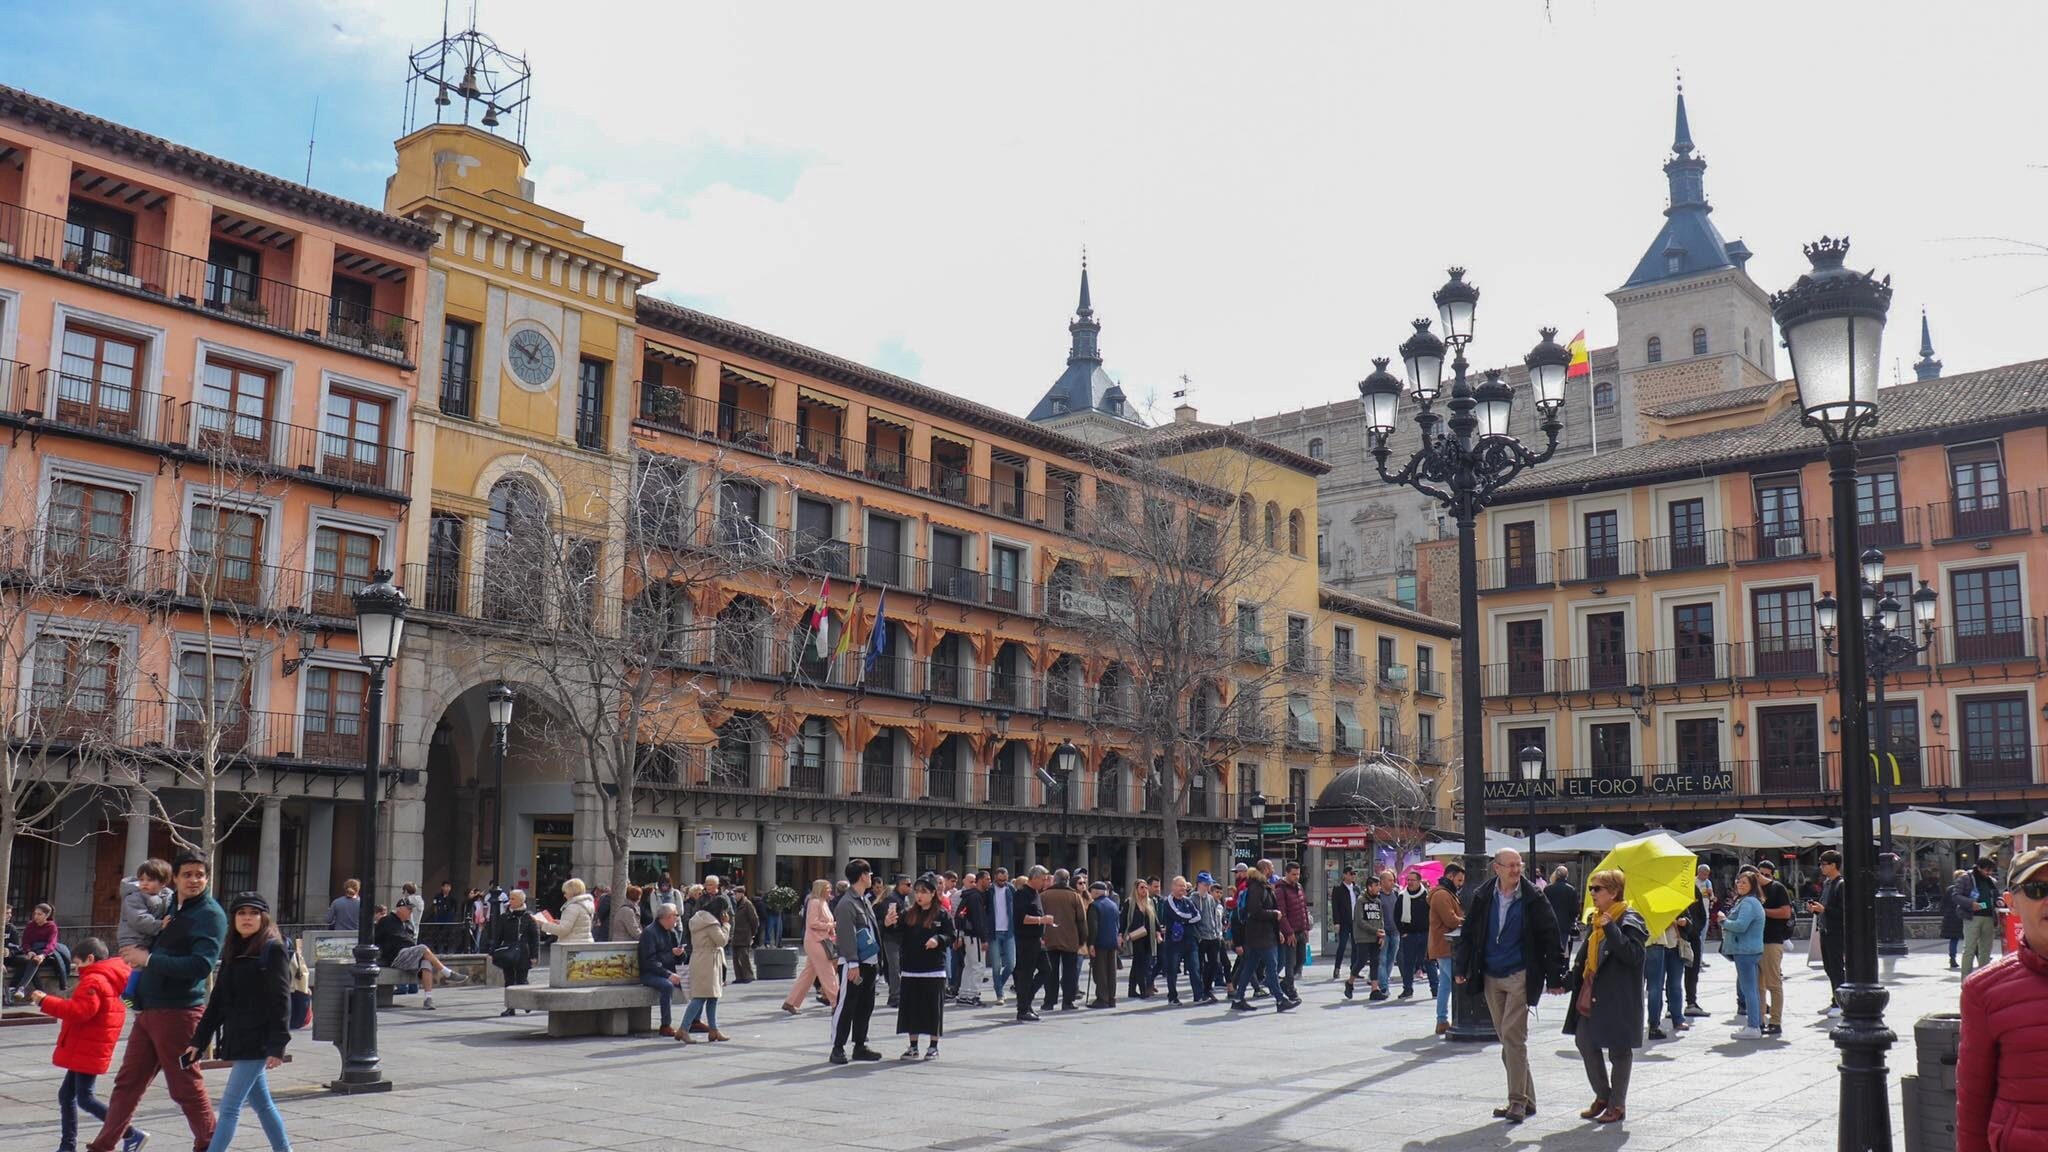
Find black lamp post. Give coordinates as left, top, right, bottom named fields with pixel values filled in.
left=1053, top=738, right=1078, bottom=865
left=333, top=569, right=407, bottom=1094
left=1518, top=744, right=1545, bottom=860
left=1249, top=794, right=1268, bottom=865
left=1817, top=551, right=1936, bottom=960
left=1772, top=236, right=1894, bottom=1152
left=1361, top=268, right=1568, bottom=1040
left=487, top=682, right=515, bottom=905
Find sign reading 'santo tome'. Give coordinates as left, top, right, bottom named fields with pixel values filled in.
left=1482, top=771, right=1735, bottom=802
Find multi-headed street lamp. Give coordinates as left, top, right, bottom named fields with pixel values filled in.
left=1772, top=236, right=1895, bottom=1151
left=1360, top=267, right=1569, bottom=1040
left=1817, top=550, right=1936, bottom=959
left=334, top=570, right=408, bottom=1094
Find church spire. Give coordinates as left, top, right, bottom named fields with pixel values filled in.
left=1664, top=75, right=1707, bottom=211
left=1621, top=77, right=1732, bottom=288
left=1914, top=308, right=1943, bottom=381
left=1067, top=254, right=1101, bottom=365
left=1672, top=78, right=1695, bottom=155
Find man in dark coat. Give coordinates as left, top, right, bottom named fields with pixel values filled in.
left=1329, top=867, right=1358, bottom=981
left=1544, top=866, right=1580, bottom=968
left=1228, top=864, right=1294, bottom=1011
left=1805, top=850, right=1848, bottom=1010
left=1455, top=849, right=1563, bottom=1124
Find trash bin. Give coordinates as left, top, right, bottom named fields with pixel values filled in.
left=1910, top=1012, right=1960, bottom=1152
left=312, top=960, right=352, bottom=1045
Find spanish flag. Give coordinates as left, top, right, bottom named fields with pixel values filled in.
left=832, top=580, right=865, bottom=661
left=1566, top=330, right=1591, bottom=379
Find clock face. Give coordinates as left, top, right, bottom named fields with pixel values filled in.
left=507, top=328, right=557, bottom=386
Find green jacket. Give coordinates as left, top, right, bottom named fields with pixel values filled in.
left=136, top=891, right=225, bottom=1010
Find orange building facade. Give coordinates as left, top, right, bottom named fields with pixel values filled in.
left=0, top=85, right=433, bottom=921
left=1473, top=367, right=2048, bottom=888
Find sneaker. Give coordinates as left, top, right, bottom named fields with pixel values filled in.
left=439, top=969, right=470, bottom=986
left=1275, top=998, right=1297, bottom=1012
left=900, top=1045, right=920, bottom=1061
left=1229, top=1000, right=1255, bottom=1012
left=923, top=1042, right=938, bottom=1061
left=1343, top=981, right=1355, bottom=1000
left=1648, top=1026, right=1666, bottom=1040
left=1397, top=989, right=1414, bottom=1000
left=1827, top=1006, right=1843, bottom=1018
left=1733, top=1027, right=1763, bottom=1040
left=1369, top=990, right=1388, bottom=1002
left=829, top=1048, right=849, bottom=1065
left=1684, top=1004, right=1709, bottom=1018
left=422, top=997, right=435, bottom=1010
left=851, top=1046, right=884, bottom=1062
left=122, top=1133, right=150, bottom=1152
left=1763, top=1024, right=1783, bottom=1037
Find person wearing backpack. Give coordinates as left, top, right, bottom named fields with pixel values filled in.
left=185, top=893, right=292, bottom=1151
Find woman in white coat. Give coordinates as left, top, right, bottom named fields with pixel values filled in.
left=535, top=878, right=596, bottom=944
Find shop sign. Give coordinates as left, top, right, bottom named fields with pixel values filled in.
left=629, top=820, right=680, bottom=853
left=846, top=828, right=899, bottom=858
left=1308, top=826, right=1371, bottom=849
left=773, top=823, right=834, bottom=857
left=697, top=820, right=757, bottom=856
left=1482, top=770, right=1734, bottom=803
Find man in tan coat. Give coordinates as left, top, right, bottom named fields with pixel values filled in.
left=1427, top=862, right=1466, bottom=1036
left=1040, top=869, right=1089, bottom=1011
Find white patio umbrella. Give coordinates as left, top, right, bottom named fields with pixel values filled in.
left=1772, top=819, right=1842, bottom=845
left=2009, top=815, right=2048, bottom=838
left=1424, top=829, right=1523, bottom=858
left=1924, top=811, right=2012, bottom=842
left=1677, top=818, right=1803, bottom=850
left=1545, top=827, right=1635, bottom=854
left=1884, top=809, right=1979, bottom=841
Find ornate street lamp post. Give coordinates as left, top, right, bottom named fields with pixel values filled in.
left=486, top=682, right=515, bottom=907
left=1518, top=745, right=1545, bottom=860
left=1817, top=551, right=1936, bottom=959
left=1362, top=268, right=1568, bottom=1040
left=333, top=570, right=408, bottom=1094
left=1772, top=236, right=1894, bottom=1152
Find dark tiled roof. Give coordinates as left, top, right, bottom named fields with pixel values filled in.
left=1106, top=420, right=1331, bottom=477
left=1502, top=358, right=2048, bottom=502
left=1644, top=380, right=1786, bottom=419
left=1319, top=587, right=1459, bottom=638
left=0, top=85, right=437, bottom=251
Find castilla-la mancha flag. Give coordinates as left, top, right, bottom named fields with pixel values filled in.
left=1566, top=330, right=1591, bottom=379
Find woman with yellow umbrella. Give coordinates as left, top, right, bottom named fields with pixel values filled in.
left=1562, top=867, right=1647, bottom=1125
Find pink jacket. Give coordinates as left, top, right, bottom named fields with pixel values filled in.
left=803, top=897, right=837, bottom=945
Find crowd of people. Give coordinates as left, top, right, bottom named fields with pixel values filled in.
left=12, top=840, right=2046, bottom=1147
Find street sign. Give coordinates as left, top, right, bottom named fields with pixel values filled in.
left=1261, top=823, right=1294, bottom=836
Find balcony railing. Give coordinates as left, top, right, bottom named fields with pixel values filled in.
left=1743, top=638, right=1821, bottom=678
left=1477, top=553, right=1554, bottom=592
left=1562, top=652, right=1642, bottom=693
left=1828, top=507, right=1922, bottom=552
left=1644, top=644, right=1733, bottom=685
left=1236, top=631, right=1273, bottom=665
left=1752, top=753, right=1831, bottom=795
left=1930, top=491, right=2030, bottom=542
left=1558, top=541, right=1639, bottom=583
left=1413, top=666, right=1442, bottom=695
left=8, top=692, right=393, bottom=768
left=986, top=669, right=1028, bottom=708
left=1937, top=619, right=2039, bottom=665
left=924, top=661, right=978, bottom=703
left=1330, top=650, right=1364, bottom=683
left=1417, top=738, right=1448, bottom=764
left=1375, top=663, right=1410, bottom=693
left=631, top=386, right=1049, bottom=525
left=177, top=402, right=411, bottom=496
left=1482, top=659, right=1561, bottom=697
left=0, top=200, right=416, bottom=363
left=1642, top=530, right=1729, bottom=574
left=0, top=358, right=25, bottom=410
left=1944, top=745, right=2043, bottom=788
left=1732, top=519, right=1821, bottom=564
left=1285, top=641, right=1320, bottom=676
left=20, top=368, right=179, bottom=446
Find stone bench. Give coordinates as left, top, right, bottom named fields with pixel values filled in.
left=507, top=941, right=660, bottom=1038
left=301, top=931, right=484, bottom=1007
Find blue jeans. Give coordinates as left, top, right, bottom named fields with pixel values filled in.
left=991, top=930, right=1016, bottom=998
left=1435, top=956, right=1456, bottom=1024
left=1159, top=939, right=1191, bottom=1000
left=1732, top=953, right=1762, bottom=1030
left=59, top=1070, right=124, bottom=1147
left=679, top=996, right=719, bottom=1033
left=641, top=973, right=678, bottom=1027
left=765, top=912, right=783, bottom=944
left=207, top=1059, right=289, bottom=1152
left=1330, top=927, right=1353, bottom=976
left=1233, top=945, right=1286, bottom=1003
left=1398, top=934, right=1429, bottom=993
left=1644, top=945, right=1684, bottom=1029
left=1379, top=926, right=1401, bottom=986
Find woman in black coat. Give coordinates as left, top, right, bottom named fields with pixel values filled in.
left=894, top=876, right=953, bottom=1061
left=488, top=888, right=543, bottom=1015
left=1562, top=868, right=1647, bottom=1126
left=186, top=892, right=292, bottom=1151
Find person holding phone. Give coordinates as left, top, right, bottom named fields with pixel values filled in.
left=185, top=893, right=291, bottom=1152
left=894, top=876, right=954, bottom=1060
left=828, top=860, right=883, bottom=1065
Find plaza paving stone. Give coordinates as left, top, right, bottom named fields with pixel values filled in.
left=0, top=941, right=1971, bottom=1151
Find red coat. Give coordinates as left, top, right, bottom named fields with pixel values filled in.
left=1275, top=879, right=1310, bottom=938
left=1959, top=944, right=2048, bottom=1152
left=39, top=956, right=131, bottom=1075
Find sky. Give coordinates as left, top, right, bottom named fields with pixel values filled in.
left=7, top=1, right=2047, bottom=427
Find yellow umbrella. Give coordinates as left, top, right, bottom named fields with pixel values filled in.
left=1583, top=833, right=1698, bottom=939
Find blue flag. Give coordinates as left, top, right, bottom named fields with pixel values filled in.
left=863, top=589, right=889, bottom=675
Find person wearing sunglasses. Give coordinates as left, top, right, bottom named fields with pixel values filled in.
left=1957, top=847, right=2048, bottom=1152
left=1562, top=869, right=1645, bottom=1126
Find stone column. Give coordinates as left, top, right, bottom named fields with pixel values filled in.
left=53, top=791, right=96, bottom=926
left=1023, top=836, right=1037, bottom=871
left=1123, top=839, right=1139, bottom=891
left=835, top=824, right=855, bottom=873
left=570, top=782, right=609, bottom=889
left=756, top=821, right=781, bottom=894
left=256, top=796, right=284, bottom=912
left=678, top=821, right=699, bottom=886
left=124, top=786, right=152, bottom=877
left=303, top=801, right=334, bottom=917
left=1076, top=836, right=1093, bottom=878
left=897, top=826, right=917, bottom=881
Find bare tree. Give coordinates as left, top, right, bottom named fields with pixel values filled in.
left=1063, top=443, right=1303, bottom=875
left=446, top=445, right=807, bottom=903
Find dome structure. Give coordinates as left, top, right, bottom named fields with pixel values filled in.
left=1308, top=756, right=1430, bottom=830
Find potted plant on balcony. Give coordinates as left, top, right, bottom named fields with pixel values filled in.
left=369, top=317, right=408, bottom=361
left=83, top=251, right=143, bottom=289
left=224, top=295, right=269, bottom=323
left=647, top=384, right=684, bottom=425
left=755, top=885, right=801, bottom=977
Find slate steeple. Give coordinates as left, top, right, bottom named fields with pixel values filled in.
left=1620, top=78, right=1737, bottom=288
left=1026, top=255, right=1140, bottom=427
left=1914, top=309, right=1944, bottom=381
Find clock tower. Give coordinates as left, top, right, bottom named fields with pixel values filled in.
left=382, top=25, right=656, bottom=895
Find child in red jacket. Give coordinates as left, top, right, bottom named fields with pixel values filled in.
left=30, top=937, right=140, bottom=1152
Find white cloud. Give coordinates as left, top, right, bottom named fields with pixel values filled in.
left=315, top=0, right=2048, bottom=424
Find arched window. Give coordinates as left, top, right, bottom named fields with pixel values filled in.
left=1646, top=336, right=1662, bottom=364
left=1692, top=327, right=1708, bottom=356
left=1287, top=510, right=1305, bottom=556
left=1264, top=502, right=1280, bottom=549
left=1307, top=437, right=1325, bottom=460
left=1096, top=754, right=1123, bottom=812
left=1239, top=493, right=1255, bottom=544
left=1593, top=381, right=1614, bottom=409
left=1743, top=327, right=1752, bottom=357
left=484, top=475, right=549, bottom=623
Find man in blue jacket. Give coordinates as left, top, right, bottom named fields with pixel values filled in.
left=92, top=850, right=225, bottom=1152
left=1083, top=882, right=1122, bottom=1008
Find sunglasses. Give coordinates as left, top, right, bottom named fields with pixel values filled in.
left=1587, top=884, right=1608, bottom=893
left=2019, top=880, right=2048, bottom=902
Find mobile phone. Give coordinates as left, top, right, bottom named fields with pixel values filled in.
left=178, top=1051, right=196, bottom=1070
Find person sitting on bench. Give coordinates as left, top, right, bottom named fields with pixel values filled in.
left=374, top=901, right=468, bottom=1009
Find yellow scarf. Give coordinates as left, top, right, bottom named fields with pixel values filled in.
left=1582, top=900, right=1631, bottom=983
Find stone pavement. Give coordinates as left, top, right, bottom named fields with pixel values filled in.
left=0, top=942, right=1969, bottom=1151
